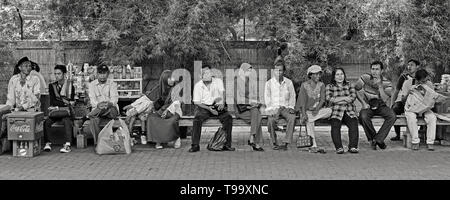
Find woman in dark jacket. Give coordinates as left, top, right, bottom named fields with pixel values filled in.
left=147, top=70, right=183, bottom=149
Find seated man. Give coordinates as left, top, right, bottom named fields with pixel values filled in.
left=0, top=57, right=41, bottom=145
left=4, top=57, right=41, bottom=112
left=189, top=65, right=234, bottom=153
left=87, top=65, right=119, bottom=144
left=404, top=69, right=442, bottom=151
left=265, top=61, right=297, bottom=151
left=355, top=61, right=396, bottom=150
left=43, top=65, right=75, bottom=153
left=390, top=59, right=421, bottom=141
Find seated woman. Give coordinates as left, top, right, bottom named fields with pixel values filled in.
left=296, top=65, right=331, bottom=153
left=325, top=68, right=359, bottom=154
left=147, top=70, right=183, bottom=149
left=234, top=63, right=264, bottom=151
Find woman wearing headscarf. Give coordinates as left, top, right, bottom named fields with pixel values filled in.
left=146, top=70, right=183, bottom=149
left=234, top=63, right=264, bottom=151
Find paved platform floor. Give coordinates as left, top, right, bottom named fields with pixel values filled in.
left=1, top=126, right=450, bottom=180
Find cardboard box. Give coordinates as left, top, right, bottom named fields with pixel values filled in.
left=12, top=139, right=41, bottom=157
left=7, top=112, right=44, bottom=141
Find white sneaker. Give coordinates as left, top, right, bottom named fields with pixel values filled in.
left=174, top=138, right=181, bottom=149
left=60, top=144, right=71, bottom=153
left=44, top=143, right=52, bottom=152
left=155, top=143, right=163, bottom=149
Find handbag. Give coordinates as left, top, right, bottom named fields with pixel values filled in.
left=48, top=107, right=72, bottom=118
left=207, top=127, right=227, bottom=151
left=297, top=132, right=313, bottom=148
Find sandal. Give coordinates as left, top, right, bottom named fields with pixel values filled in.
left=336, top=148, right=344, bottom=154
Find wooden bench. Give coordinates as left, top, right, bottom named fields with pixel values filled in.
left=75, top=114, right=450, bottom=149
left=179, top=115, right=450, bottom=148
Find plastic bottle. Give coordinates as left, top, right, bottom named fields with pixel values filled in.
left=141, top=135, right=147, bottom=144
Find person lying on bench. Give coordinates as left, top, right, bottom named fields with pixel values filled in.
left=43, top=64, right=75, bottom=153
left=189, top=65, right=234, bottom=153
left=87, top=65, right=119, bottom=144
left=265, top=60, right=297, bottom=151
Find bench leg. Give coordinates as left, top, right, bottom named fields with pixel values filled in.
left=180, top=126, right=188, bottom=139
left=402, top=127, right=412, bottom=149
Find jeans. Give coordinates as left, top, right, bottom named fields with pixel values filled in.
left=305, top=108, right=332, bottom=147
left=330, top=112, right=359, bottom=149
left=392, top=101, right=405, bottom=137
left=405, top=111, right=436, bottom=144
left=267, top=107, right=296, bottom=145
left=87, top=106, right=119, bottom=144
left=43, top=117, right=73, bottom=144
left=191, top=107, right=233, bottom=148
left=359, top=105, right=396, bottom=143
left=236, top=107, right=263, bottom=145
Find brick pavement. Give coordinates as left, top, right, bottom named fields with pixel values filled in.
left=1, top=126, right=450, bottom=180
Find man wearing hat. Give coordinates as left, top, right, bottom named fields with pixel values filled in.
left=295, top=65, right=332, bottom=152
left=87, top=65, right=119, bottom=144
left=3, top=57, right=41, bottom=112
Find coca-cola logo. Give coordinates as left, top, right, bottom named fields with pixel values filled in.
left=10, top=124, right=31, bottom=133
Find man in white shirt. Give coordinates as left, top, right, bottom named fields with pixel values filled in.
left=265, top=61, right=297, bottom=150
left=189, top=65, right=234, bottom=152
left=4, top=57, right=41, bottom=112
left=87, top=65, right=119, bottom=144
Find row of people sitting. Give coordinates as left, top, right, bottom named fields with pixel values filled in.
left=1, top=57, right=445, bottom=154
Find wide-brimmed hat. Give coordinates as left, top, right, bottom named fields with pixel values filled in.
left=15, top=57, right=30, bottom=68
left=307, top=65, right=322, bottom=74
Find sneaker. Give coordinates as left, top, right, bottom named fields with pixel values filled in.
left=412, top=143, right=419, bottom=150
left=309, top=147, right=318, bottom=153
left=348, top=147, right=359, bottom=154
left=174, top=138, right=181, bottom=149
left=336, top=148, right=345, bottom=154
left=427, top=144, right=434, bottom=151
left=60, top=144, right=71, bottom=153
left=155, top=143, right=163, bottom=149
left=44, top=143, right=52, bottom=152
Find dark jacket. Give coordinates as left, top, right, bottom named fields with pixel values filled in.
left=49, top=81, right=75, bottom=107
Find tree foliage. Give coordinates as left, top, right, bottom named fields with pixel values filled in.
left=1, top=0, right=449, bottom=84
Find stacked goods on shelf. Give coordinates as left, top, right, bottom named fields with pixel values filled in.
left=438, top=74, right=450, bottom=92
left=66, top=63, right=143, bottom=99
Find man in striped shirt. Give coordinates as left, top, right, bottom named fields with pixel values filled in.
left=355, top=61, right=396, bottom=150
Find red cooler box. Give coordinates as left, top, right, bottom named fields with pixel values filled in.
left=6, top=112, right=44, bottom=157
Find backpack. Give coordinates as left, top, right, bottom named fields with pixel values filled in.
left=207, top=127, right=227, bottom=151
